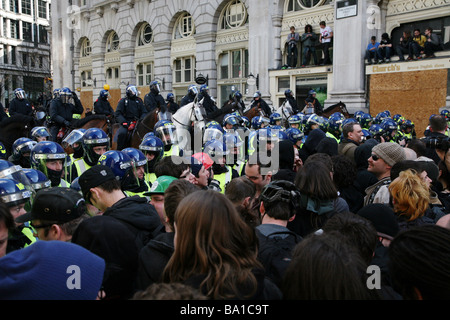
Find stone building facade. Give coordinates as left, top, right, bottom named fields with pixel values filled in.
left=0, top=0, right=52, bottom=108
left=50, top=0, right=450, bottom=134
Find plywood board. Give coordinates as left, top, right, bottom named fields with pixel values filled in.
left=80, top=90, right=93, bottom=117
left=369, top=69, right=448, bottom=138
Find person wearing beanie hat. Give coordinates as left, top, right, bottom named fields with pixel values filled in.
left=371, top=142, right=406, bottom=168
left=364, top=142, right=406, bottom=206
left=356, top=204, right=403, bottom=300
left=0, top=240, right=105, bottom=300
left=357, top=203, right=399, bottom=245
left=189, top=155, right=210, bottom=189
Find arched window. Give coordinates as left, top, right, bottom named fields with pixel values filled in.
left=106, top=31, right=119, bottom=52
left=174, top=12, right=195, bottom=39
left=286, top=0, right=326, bottom=11
left=137, top=23, right=153, bottom=46
left=81, top=38, right=91, bottom=57
left=219, top=0, right=248, bottom=30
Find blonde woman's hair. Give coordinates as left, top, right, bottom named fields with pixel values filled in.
left=389, top=169, right=430, bottom=221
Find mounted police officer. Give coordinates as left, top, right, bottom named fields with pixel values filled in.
left=93, top=89, right=114, bottom=117
left=180, top=84, right=198, bottom=107
left=198, top=85, right=220, bottom=120
left=250, top=91, right=272, bottom=117
left=115, top=85, right=148, bottom=150
left=166, top=93, right=180, bottom=115
left=48, top=87, right=84, bottom=141
left=144, top=80, right=167, bottom=115
left=304, top=90, right=323, bottom=115
left=284, top=89, right=299, bottom=114
left=9, top=88, right=33, bottom=117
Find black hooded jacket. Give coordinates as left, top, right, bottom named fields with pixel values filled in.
left=298, top=128, right=326, bottom=163
left=72, top=215, right=139, bottom=300
left=135, top=231, right=175, bottom=291
left=102, top=195, right=162, bottom=250
left=272, top=140, right=296, bottom=183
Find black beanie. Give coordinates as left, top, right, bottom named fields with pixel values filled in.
left=357, top=203, right=399, bottom=239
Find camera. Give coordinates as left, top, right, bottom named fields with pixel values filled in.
left=422, top=136, right=450, bottom=152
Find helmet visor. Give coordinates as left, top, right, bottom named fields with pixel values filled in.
left=61, top=94, right=71, bottom=104
left=0, top=165, right=34, bottom=193
left=203, top=128, right=223, bottom=142
left=16, top=90, right=25, bottom=100
left=15, top=141, right=37, bottom=156
left=156, top=126, right=177, bottom=145
left=190, top=86, right=198, bottom=95
left=62, top=130, right=85, bottom=148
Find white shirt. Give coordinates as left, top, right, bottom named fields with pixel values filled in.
left=320, top=26, right=333, bottom=43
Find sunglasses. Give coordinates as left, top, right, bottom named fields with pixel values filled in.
left=371, top=154, right=380, bottom=161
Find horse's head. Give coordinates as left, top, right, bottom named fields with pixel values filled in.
left=192, top=97, right=207, bottom=125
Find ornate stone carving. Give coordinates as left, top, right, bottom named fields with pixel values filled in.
left=387, top=0, right=450, bottom=15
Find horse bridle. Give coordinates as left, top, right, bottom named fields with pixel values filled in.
left=172, top=103, right=205, bottom=128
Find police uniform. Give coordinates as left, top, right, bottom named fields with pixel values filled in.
left=115, top=96, right=147, bottom=150
left=49, top=95, right=84, bottom=141
left=214, top=165, right=234, bottom=194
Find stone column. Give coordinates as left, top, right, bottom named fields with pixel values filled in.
left=325, top=0, right=381, bottom=113
left=152, top=40, right=172, bottom=95
left=194, top=31, right=217, bottom=98
left=272, top=14, right=283, bottom=70
left=91, top=52, right=105, bottom=100
left=247, top=0, right=272, bottom=105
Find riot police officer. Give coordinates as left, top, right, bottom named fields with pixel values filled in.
left=198, top=85, right=220, bottom=119
left=9, top=88, right=33, bottom=117
left=284, top=89, right=299, bottom=114
left=144, top=80, right=167, bottom=114
left=48, top=87, right=84, bottom=141
left=115, top=85, right=148, bottom=150
left=166, top=93, right=180, bottom=115
left=93, top=89, right=114, bottom=117
left=180, top=84, right=198, bottom=107
left=250, top=91, right=272, bottom=117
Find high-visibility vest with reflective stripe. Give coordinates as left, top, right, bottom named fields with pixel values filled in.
left=74, top=158, right=91, bottom=177
left=163, top=145, right=180, bottom=158
left=22, top=225, right=37, bottom=247
left=326, top=131, right=340, bottom=143
left=59, top=179, right=71, bottom=188
left=233, top=160, right=246, bottom=176
left=145, top=172, right=157, bottom=185
left=214, top=165, right=232, bottom=194
left=248, top=132, right=257, bottom=156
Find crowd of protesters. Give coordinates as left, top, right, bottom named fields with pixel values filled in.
left=1, top=84, right=450, bottom=302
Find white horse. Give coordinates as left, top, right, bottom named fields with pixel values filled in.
left=171, top=96, right=207, bottom=154
left=276, top=99, right=294, bottom=127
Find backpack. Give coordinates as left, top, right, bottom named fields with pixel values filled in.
left=256, top=229, right=302, bottom=287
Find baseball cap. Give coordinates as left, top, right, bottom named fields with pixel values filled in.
left=78, top=165, right=116, bottom=203
left=144, top=175, right=177, bottom=196
left=15, top=187, right=86, bottom=224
